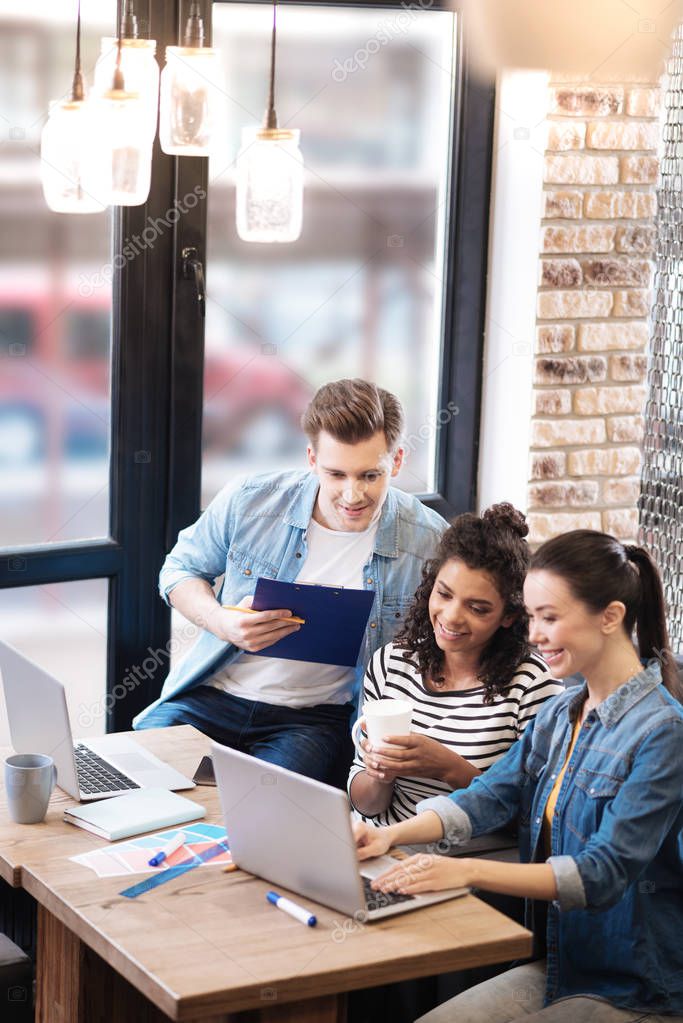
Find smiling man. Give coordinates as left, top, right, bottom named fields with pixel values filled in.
left=134, top=379, right=448, bottom=785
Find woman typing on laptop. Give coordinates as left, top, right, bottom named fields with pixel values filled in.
left=348, top=504, right=562, bottom=825
left=354, top=530, right=683, bottom=1023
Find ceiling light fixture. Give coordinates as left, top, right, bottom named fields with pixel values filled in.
left=87, top=0, right=154, bottom=207
left=40, top=0, right=106, bottom=214
left=160, top=2, right=223, bottom=156
left=236, top=0, right=304, bottom=243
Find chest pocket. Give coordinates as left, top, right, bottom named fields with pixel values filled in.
left=224, top=546, right=280, bottom=598
left=566, top=767, right=623, bottom=843
left=379, top=597, right=413, bottom=642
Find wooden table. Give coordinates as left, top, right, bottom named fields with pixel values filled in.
left=0, top=726, right=532, bottom=1022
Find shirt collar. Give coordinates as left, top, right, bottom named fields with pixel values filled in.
left=373, top=487, right=400, bottom=558
left=283, top=473, right=319, bottom=530
left=567, top=659, right=664, bottom=728
left=284, top=474, right=400, bottom=557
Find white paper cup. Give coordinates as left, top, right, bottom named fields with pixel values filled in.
left=351, top=698, right=413, bottom=754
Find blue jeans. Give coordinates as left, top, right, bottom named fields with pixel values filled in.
left=134, top=685, right=354, bottom=786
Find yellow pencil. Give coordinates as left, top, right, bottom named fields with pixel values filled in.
left=221, top=605, right=305, bottom=625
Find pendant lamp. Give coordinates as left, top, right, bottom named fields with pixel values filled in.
left=86, top=3, right=153, bottom=207
left=93, top=1, right=160, bottom=147
left=40, top=1, right=106, bottom=214
left=236, top=0, right=304, bottom=243
left=160, top=2, right=223, bottom=156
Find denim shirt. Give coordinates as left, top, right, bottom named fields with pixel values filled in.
left=133, top=470, right=447, bottom=727
left=418, top=661, right=683, bottom=1014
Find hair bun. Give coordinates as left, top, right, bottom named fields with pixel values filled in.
left=482, top=502, right=529, bottom=539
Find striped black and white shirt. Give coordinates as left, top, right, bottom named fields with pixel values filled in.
left=348, top=642, right=563, bottom=827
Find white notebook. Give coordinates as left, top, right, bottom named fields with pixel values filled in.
left=64, top=787, right=205, bottom=841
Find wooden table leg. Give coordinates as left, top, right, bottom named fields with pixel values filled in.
left=36, top=904, right=177, bottom=1023
left=36, top=904, right=82, bottom=1023
left=35, top=905, right=345, bottom=1023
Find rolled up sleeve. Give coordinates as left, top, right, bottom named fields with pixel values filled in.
left=416, top=795, right=473, bottom=848
left=548, top=854, right=586, bottom=911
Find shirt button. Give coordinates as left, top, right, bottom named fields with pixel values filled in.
left=295, top=552, right=302, bottom=559
left=589, top=788, right=595, bottom=794
left=367, top=577, right=373, bottom=584
left=535, top=817, right=541, bottom=824
left=370, top=622, right=377, bottom=629
left=551, top=774, right=556, bottom=780
left=244, top=569, right=252, bottom=576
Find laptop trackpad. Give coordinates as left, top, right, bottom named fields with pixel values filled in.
left=109, top=752, right=160, bottom=776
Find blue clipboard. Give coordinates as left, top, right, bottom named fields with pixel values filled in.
left=251, top=578, right=375, bottom=667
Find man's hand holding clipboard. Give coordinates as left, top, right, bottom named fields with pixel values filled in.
left=218, top=595, right=303, bottom=653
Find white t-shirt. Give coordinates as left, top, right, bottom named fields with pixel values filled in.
left=207, top=517, right=379, bottom=707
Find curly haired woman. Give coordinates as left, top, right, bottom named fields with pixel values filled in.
left=348, top=503, right=562, bottom=825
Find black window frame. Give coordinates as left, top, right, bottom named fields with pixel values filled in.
left=0, top=0, right=493, bottom=729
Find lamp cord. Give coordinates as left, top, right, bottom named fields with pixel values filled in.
left=72, top=0, right=84, bottom=101
left=265, top=0, right=278, bottom=129
left=113, top=0, right=125, bottom=91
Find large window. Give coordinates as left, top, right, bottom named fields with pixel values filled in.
left=0, top=0, right=493, bottom=729
left=202, top=4, right=455, bottom=504
left=0, top=4, right=114, bottom=733
left=0, top=6, right=114, bottom=549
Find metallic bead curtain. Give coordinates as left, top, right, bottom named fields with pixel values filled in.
left=639, top=24, right=683, bottom=654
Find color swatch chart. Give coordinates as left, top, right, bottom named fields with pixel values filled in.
left=71, top=822, right=231, bottom=878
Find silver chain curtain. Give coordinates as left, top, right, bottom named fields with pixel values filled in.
left=639, top=24, right=683, bottom=653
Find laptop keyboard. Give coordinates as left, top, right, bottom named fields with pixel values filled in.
left=74, top=744, right=140, bottom=795
left=362, top=875, right=415, bottom=912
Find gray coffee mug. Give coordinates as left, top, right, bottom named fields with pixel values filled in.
left=4, top=754, right=57, bottom=824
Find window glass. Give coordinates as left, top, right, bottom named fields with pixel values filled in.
left=202, top=4, right=455, bottom=505
left=0, top=3, right=116, bottom=548
left=0, top=578, right=108, bottom=745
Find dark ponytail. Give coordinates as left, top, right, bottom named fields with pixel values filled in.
left=530, top=530, right=681, bottom=700
left=623, top=545, right=680, bottom=697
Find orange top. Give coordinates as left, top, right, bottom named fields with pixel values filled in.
left=543, top=714, right=582, bottom=852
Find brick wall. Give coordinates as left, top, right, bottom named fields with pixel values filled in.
left=527, top=83, right=661, bottom=544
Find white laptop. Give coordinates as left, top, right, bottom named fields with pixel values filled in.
left=212, top=742, right=468, bottom=921
left=0, top=640, right=195, bottom=802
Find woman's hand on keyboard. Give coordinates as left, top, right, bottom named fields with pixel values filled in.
left=371, top=853, right=471, bottom=894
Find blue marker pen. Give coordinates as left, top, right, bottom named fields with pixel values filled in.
left=266, top=891, right=317, bottom=927
left=148, top=831, right=186, bottom=867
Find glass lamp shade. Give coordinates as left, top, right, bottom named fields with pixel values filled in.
left=40, top=100, right=107, bottom=214
left=94, top=38, right=159, bottom=146
left=84, top=90, right=152, bottom=207
left=159, top=47, right=222, bottom=156
left=236, top=128, right=304, bottom=243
